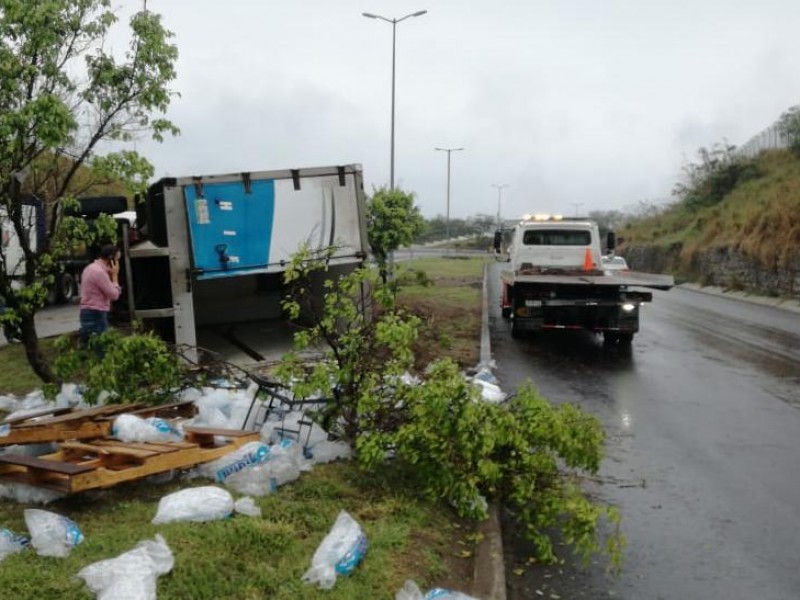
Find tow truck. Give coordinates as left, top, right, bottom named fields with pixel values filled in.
left=495, top=214, right=674, bottom=344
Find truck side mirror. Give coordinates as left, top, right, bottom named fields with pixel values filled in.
left=606, top=231, right=616, bottom=252
left=493, top=230, right=502, bottom=253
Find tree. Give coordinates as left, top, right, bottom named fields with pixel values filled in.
left=0, top=0, right=179, bottom=382
left=778, top=105, right=800, bottom=155
left=366, top=187, right=425, bottom=283
left=277, top=248, right=623, bottom=566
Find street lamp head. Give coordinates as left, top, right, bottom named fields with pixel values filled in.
left=412, top=10, right=428, bottom=17
left=362, top=12, right=379, bottom=19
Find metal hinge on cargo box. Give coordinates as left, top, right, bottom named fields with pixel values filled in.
left=192, top=177, right=204, bottom=198
left=242, top=172, right=252, bottom=194
left=291, top=169, right=301, bottom=191
left=337, top=166, right=346, bottom=186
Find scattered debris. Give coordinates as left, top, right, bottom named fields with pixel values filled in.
left=77, top=534, right=174, bottom=600
left=396, top=579, right=480, bottom=599
left=152, top=486, right=234, bottom=524
left=302, top=510, right=368, bottom=590
left=0, top=427, right=259, bottom=493
left=233, top=496, right=262, bottom=518
left=23, top=508, right=84, bottom=558
left=0, top=528, right=29, bottom=562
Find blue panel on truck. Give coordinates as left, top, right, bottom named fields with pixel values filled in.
left=183, top=180, right=275, bottom=280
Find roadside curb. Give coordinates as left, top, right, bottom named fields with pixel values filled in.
left=678, top=283, right=800, bottom=314
left=472, top=263, right=507, bottom=600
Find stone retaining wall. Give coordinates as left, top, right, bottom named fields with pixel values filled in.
left=622, top=243, right=800, bottom=300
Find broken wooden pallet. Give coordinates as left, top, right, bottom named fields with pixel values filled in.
left=0, top=401, right=196, bottom=446
left=0, top=426, right=257, bottom=494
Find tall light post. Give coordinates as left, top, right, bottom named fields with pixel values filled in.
left=571, top=202, right=584, bottom=217
left=492, top=183, right=509, bottom=229
left=362, top=10, right=427, bottom=189
left=435, top=147, right=464, bottom=240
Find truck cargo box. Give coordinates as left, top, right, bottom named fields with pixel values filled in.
left=126, top=164, right=369, bottom=363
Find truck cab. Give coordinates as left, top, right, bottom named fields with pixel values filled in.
left=506, top=217, right=603, bottom=274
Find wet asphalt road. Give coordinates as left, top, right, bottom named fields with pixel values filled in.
left=487, top=261, right=800, bottom=600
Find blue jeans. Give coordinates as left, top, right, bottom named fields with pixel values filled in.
left=79, top=309, right=109, bottom=349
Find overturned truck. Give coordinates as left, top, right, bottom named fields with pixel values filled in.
left=125, top=165, right=369, bottom=363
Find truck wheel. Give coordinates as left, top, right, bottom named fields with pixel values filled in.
left=56, top=273, right=77, bottom=304
left=603, top=332, right=618, bottom=345
left=618, top=332, right=634, bottom=346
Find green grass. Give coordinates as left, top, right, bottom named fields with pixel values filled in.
left=396, top=257, right=487, bottom=368
left=0, top=463, right=470, bottom=599
left=621, top=149, right=800, bottom=271
left=0, top=338, right=57, bottom=396
left=0, top=258, right=489, bottom=597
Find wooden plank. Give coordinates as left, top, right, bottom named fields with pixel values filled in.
left=60, top=441, right=157, bottom=459
left=0, top=454, right=95, bottom=475
left=66, top=431, right=260, bottom=492
left=1, top=406, right=74, bottom=425
left=90, top=440, right=184, bottom=454
left=35, top=404, right=145, bottom=426
left=183, top=426, right=255, bottom=448
left=0, top=420, right=111, bottom=446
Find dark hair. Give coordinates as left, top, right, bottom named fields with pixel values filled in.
left=100, top=244, right=119, bottom=260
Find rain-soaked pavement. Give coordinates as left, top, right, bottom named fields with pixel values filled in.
left=487, top=261, right=800, bottom=600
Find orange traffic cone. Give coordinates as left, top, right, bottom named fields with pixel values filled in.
left=583, top=248, right=593, bottom=271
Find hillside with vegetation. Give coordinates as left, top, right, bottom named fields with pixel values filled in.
left=620, top=137, right=800, bottom=297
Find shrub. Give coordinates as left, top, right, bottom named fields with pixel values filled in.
left=278, top=248, right=624, bottom=567
left=49, top=329, right=186, bottom=405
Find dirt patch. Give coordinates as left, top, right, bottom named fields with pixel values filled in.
left=396, top=517, right=478, bottom=592
left=399, top=295, right=481, bottom=369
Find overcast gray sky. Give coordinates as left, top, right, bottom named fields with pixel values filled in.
left=124, top=0, right=800, bottom=220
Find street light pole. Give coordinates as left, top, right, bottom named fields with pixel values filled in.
left=492, top=183, right=509, bottom=229
left=571, top=202, right=584, bottom=217
left=435, top=147, right=464, bottom=241
left=362, top=10, right=427, bottom=189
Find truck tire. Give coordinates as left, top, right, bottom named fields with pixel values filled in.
left=56, top=272, right=77, bottom=304
left=618, top=332, right=634, bottom=346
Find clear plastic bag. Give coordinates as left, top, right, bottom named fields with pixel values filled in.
left=224, top=439, right=304, bottom=496
left=307, top=440, right=353, bottom=464
left=23, top=508, right=84, bottom=557
left=396, top=580, right=480, bottom=600
left=0, top=528, right=30, bottom=561
left=302, top=510, right=368, bottom=589
left=197, top=441, right=272, bottom=483
left=233, top=496, right=262, bottom=518
left=112, top=414, right=183, bottom=443
left=151, top=486, right=234, bottom=524
left=77, top=534, right=173, bottom=600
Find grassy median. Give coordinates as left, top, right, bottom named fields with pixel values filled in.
left=0, top=256, right=488, bottom=597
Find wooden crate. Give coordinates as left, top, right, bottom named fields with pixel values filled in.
left=0, top=401, right=196, bottom=446
left=0, top=427, right=258, bottom=493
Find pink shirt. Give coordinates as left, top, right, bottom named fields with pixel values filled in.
left=80, top=260, right=121, bottom=312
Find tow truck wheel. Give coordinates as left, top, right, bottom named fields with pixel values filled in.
left=618, top=332, right=634, bottom=346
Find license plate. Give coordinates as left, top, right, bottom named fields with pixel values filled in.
left=525, top=300, right=542, bottom=307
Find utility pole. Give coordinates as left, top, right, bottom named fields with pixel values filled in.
left=362, top=10, right=428, bottom=189
left=435, top=147, right=465, bottom=241
left=492, top=184, right=509, bottom=229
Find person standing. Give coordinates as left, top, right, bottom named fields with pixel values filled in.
left=79, top=244, right=121, bottom=348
